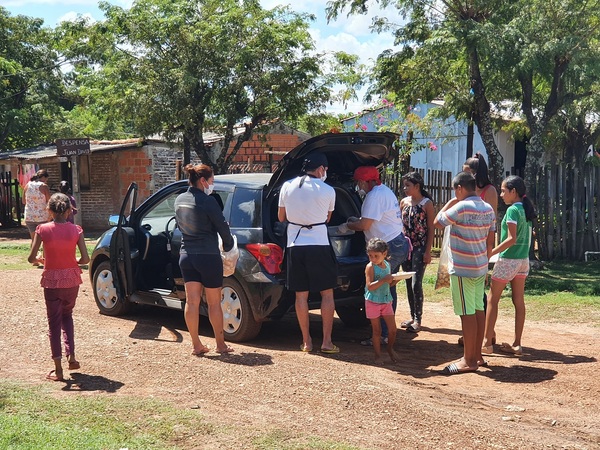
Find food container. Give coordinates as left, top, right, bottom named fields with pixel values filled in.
left=327, top=226, right=354, bottom=257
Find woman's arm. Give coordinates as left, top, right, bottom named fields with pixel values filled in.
left=491, top=221, right=516, bottom=256
left=347, top=216, right=374, bottom=232
left=27, top=233, right=43, bottom=264
left=77, top=233, right=90, bottom=265
left=484, top=185, right=498, bottom=214
left=423, top=200, right=435, bottom=264
left=40, top=183, right=51, bottom=203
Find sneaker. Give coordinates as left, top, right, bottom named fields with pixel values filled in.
left=406, top=322, right=421, bottom=333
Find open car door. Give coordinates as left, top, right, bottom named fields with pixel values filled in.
left=109, top=182, right=137, bottom=301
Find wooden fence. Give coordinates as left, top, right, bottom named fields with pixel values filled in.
left=0, top=172, right=21, bottom=228
left=533, top=163, right=599, bottom=260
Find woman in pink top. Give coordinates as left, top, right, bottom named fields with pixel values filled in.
left=28, top=193, right=90, bottom=382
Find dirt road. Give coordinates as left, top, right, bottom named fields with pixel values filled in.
left=0, top=266, right=598, bottom=449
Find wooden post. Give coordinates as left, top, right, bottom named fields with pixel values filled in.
left=71, top=156, right=82, bottom=226
left=176, top=160, right=182, bottom=181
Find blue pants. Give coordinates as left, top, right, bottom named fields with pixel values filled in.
left=380, top=233, right=410, bottom=337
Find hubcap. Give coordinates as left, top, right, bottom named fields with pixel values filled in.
left=96, top=269, right=118, bottom=309
left=221, top=286, right=242, bottom=334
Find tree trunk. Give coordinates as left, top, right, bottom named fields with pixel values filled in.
left=467, top=46, right=504, bottom=188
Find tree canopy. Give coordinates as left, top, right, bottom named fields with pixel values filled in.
left=58, top=0, right=341, bottom=173
left=0, top=8, right=66, bottom=150
left=326, top=0, right=600, bottom=189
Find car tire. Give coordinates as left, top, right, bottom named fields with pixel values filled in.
left=335, top=304, right=369, bottom=327
left=93, top=260, right=131, bottom=316
left=221, top=277, right=262, bottom=342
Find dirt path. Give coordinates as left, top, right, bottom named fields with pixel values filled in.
left=0, top=267, right=598, bottom=449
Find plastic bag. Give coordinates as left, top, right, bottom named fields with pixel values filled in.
left=218, top=235, right=239, bottom=277
left=435, top=227, right=451, bottom=289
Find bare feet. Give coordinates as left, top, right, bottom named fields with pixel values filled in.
left=216, top=346, right=234, bottom=354
left=388, top=349, right=399, bottom=363
left=68, top=360, right=81, bottom=370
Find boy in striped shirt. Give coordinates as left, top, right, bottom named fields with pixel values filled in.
left=434, top=172, right=496, bottom=375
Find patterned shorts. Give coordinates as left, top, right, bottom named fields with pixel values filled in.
left=491, top=257, right=529, bottom=283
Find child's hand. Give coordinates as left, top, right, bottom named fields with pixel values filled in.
left=382, top=274, right=394, bottom=284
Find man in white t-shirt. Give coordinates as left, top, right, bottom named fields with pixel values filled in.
left=343, top=166, right=410, bottom=344
left=278, top=152, right=339, bottom=354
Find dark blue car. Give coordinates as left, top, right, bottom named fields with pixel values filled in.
left=89, top=132, right=399, bottom=341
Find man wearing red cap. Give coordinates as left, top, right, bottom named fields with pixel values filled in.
left=342, top=165, right=410, bottom=345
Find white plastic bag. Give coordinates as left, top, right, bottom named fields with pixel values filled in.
left=435, top=226, right=451, bottom=289
left=218, top=235, right=239, bottom=277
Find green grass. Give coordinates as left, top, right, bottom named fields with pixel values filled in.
left=0, top=382, right=361, bottom=450
left=0, top=382, right=208, bottom=449
left=0, top=242, right=96, bottom=270
left=422, top=259, right=600, bottom=326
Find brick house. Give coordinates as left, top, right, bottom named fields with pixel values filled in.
left=0, top=123, right=310, bottom=231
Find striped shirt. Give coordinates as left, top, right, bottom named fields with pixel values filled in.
left=436, top=196, right=496, bottom=277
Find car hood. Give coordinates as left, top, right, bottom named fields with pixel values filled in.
left=266, top=132, right=399, bottom=195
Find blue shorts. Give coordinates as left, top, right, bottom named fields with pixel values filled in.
left=179, top=253, right=223, bottom=288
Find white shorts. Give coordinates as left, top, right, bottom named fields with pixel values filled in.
left=491, top=257, right=529, bottom=283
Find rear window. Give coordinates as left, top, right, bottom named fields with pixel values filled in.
left=230, top=188, right=262, bottom=228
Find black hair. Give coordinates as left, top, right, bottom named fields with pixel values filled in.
left=184, top=163, right=213, bottom=187
left=402, top=171, right=431, bottom=199
left=59, top=180, right=71, bottom=195
left=366, top=237, right=389, bottom=254
left=464, top=153, right=492, bottom=189
left=36, top=168, right=49, bottom=179
left=502, top=175, right=537, bottom=222
left=48, top=193, right=71, bottom=217
left=452, top=171, right=477, bottom=192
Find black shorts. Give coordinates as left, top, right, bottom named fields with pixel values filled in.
left=179, top=253, right=223, bottom=288
left=286, top=245, right=337, bottom=292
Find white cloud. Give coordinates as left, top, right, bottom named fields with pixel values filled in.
left=57, top=10, right=95, bottom=24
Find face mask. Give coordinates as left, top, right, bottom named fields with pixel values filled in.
left=320, top=171, right=327, bottom=182
left=204, top=184, right=214, bottom=195
left=355, top=184, right=366, bottom=198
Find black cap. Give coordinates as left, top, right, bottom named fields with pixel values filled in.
left=302, top=152, right=328, bottom=172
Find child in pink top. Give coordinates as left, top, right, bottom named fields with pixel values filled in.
left=28, top=193, right=90, bottom=382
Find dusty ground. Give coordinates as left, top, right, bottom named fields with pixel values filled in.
left=0, top=228, right=598, bottom=449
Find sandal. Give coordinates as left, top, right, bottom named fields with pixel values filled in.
left=400, top=319, right=414, bottom=328
left=406, top=322, right=421, bottom=333
left=499, top=342, right=522, bottom=355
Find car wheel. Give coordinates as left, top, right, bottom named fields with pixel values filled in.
left=93, top=260, right=131, bottom=316
left=221, top=277, right=261, bottom=342
left=335, top=304, right=369, bottom=327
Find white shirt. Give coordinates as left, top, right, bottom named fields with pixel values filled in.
left=361, top=184, right=404, bottom=242
left=279, top=175, right=335, bottom=247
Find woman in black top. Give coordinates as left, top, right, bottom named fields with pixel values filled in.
left=175, top=164, right=235, bottom=355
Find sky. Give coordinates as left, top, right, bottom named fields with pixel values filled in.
left=0, top=0, right=401, bottom=114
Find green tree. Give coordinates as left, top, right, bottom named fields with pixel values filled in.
left=59, top=0, right=335, bottom=173
left=326, top=0, right=600, bottom=190
left=0, top=8, right=65, bottom=150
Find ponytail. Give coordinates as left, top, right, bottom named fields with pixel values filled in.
left=503, top=175, right=536, bottom=222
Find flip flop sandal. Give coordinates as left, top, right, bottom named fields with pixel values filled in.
left=320, top=345, right=340, bottom=354
left=46, top=370, right=64, bottom=382
left=440, top=363, right=478, bottom=375
left=499, top=343, right=522, bottom=355
left=299, top=344, right=313, bottom=352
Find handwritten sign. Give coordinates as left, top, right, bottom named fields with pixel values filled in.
left=56, top=138, right=91, bottom=156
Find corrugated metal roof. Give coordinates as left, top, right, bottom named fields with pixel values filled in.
left=0, top=141, right=142, bottom=161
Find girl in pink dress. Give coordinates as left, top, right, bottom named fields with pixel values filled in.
left=28, top=193, right=90, bottom=381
